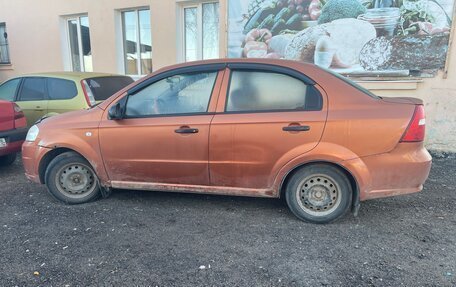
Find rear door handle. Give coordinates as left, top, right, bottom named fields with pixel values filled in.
left=282, top=125, right=310, bottom=132
left=175, top=127, right=199, bottom=134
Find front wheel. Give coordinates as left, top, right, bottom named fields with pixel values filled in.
left=45, top=152, right=100, bottom=204
left=285, top=164, right=352, bottom=224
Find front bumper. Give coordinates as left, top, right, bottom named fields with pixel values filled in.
left=22, top=141, right=51, bottom=183
left=0, top=127, right=28, bottom=156
left=343, top=142, right=432, bottom=201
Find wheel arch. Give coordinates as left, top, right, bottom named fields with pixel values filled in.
left=279, top=160, right=360, bottom=212
left=38, top=147, right=88, bottom=184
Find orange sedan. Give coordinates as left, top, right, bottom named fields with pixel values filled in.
left=22, top=59, right=432, bottom=224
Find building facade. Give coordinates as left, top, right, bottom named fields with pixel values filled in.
left=0, top=0, right=455, bottom=152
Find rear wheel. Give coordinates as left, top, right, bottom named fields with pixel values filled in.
left=45, top=152, right=100, bottom=204
left=0, top=153, right=17, bottom=167
left=285, top=164, right=352, bottom=224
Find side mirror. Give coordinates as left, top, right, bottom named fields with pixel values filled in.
left=108, top=100, right=126, bottom=120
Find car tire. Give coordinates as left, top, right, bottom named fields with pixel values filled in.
left=45, top=152, right=101, bottom=204
left=0, top=153, right=17, bottom=167
left=285, top=164, right=352, bottom=224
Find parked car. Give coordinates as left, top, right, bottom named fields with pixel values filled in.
left=0, top=100, right=27, bottom=166
left=0, top=72, right=134, bottom=126
left=22, top=59, right=432, bottom=224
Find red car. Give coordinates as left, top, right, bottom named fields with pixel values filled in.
left=0, top=100, right=27, bottom=166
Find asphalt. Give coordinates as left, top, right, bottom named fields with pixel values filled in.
left=0, top=153, right=455, bottom=286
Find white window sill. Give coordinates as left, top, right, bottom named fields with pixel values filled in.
left=354, top=79, right=423, bottom=91
left=0, top=63, right=13, bottom=70
left=128, top=74, right=148, bottom=81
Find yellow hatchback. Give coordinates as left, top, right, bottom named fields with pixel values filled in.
left=0, top=72, right=134, bottom=126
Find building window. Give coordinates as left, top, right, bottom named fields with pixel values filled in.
left=66, top=16, right=92, bottom=72
left=182, top=2, right=219, bottom=62
left=121, top=9, right=152, bottom=76
left=0, top=23, right=11, bottom=64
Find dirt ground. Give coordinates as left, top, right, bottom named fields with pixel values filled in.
left=0, top=154, right=455, bottom=286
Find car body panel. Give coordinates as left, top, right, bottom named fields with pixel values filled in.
left=98, top=70, right=225, bottom=185
left=22, top=144, right=52, bottom=182
left=344, top=142, right=432, bottom=200
left=0, top=139, right=24, bottom=157
left=209, top=111, right=326, bottom=189
left=0, top=100, right=15, bottom=131
left=208, top=69, right=327, bottom=189
left=15, top=99, right=48, bottom=127
left=306, top=69, right=416, bottom=157
left=28, top=108, right=109, bottom=183
left=99, top=114, right=214, bottom=185
left=0, top=100, right=27, bottom=156
left=22, top=59, right=432, bottom=205
left=110, top=181, right=275, bottom=198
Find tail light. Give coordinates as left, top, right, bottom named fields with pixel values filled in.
left=400, top=105, right=426, bottom=142
left=13, top=103, right=27, bottom=128
left=81, top=80, right=96, bottom=107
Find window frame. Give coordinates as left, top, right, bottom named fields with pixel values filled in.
left=64, top=15, right=91, bottom=72
left=16, top=77, right=49, bottom=102
left=179, top=1, right=220, bottom=62
left=121, top=63, right=225, bottom=119
left=119, top=7, right=152, bottom=77
left=0, top=22, right=11, bottom=65
left=223, top=64, right=322, bottom=114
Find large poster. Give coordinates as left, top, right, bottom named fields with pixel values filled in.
left=227, top=0, right=454, bottom=76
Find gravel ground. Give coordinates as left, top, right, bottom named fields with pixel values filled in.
left=0, top=154, right=455, bottom=286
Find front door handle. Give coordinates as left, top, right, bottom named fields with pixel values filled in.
left=34, top=106, right=44, bottom=111
left=282, top=125, right=310, bottom=132
left=175, top=127, right=199, bottom=134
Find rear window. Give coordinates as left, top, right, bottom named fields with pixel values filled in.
left=47, top=78, right=78, bottom=100
left=84, top=76, right=134, bottom=101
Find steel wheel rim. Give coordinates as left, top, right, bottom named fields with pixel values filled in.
left=54, top=163, right=97, bottom=199
left=296, top=174, right=342, bottom=216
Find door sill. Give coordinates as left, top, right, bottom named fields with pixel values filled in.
left=110, top=181, right=276, bottom=198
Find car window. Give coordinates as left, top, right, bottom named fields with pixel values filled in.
left=83, top=76, right=134, bottom=102
left=47, top=78, right=78, bottom=100
left=18, top=78, right=46, bottom=101
left=0, top=78, right=21, bottom=101
left=226, top=71, right=321, bottom=112
left=126, top=72, right=217, bottom=117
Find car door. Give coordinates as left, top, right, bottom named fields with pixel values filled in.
left=16, top=77, right=48, bottom=126
left=98, top=67, right=224, bottom=186
left=209, top=65, right=327, bottom=190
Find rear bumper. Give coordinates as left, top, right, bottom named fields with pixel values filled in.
left=22, top=141, right=51, bottom=183
left=0, top=127, right=27, bottom=156
left=343, top=142, right=432, bottom=201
